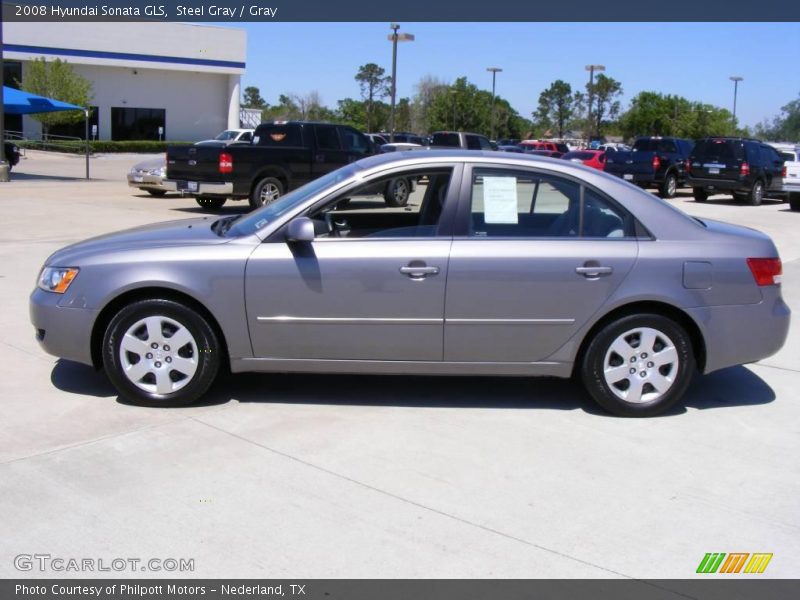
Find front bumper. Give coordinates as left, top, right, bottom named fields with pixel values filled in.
left=29, top=288, right=98, bottom=367
left=687, top=287, right=790, bottom=374
left=127, top=173, right=168, bottom=192
left=162, top=179, right=233, bottom=196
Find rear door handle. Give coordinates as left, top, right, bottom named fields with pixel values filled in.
left=400, top=264, right=440, bottom=279
left=576, top=265, right=613, bottom=277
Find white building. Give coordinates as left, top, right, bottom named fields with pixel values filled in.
left=3, top=22, right=246, bottom=141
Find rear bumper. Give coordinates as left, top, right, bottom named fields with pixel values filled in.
left=687, top=176, right=744, bottom=192
left=29, top=288, right=97, bottom=367
left=162, top=179, right=234, bottom=196
left=607, top=171, right=657, bottom=185
left=687, top=288, right=790, bottom=374
left=782, top=179, right=800, bottom=195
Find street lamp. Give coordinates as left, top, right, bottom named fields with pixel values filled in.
left=486, top=67, right=502, bottom=141
left=729, top=76, right=743, bottom=130
left=585, top=64, right=605, bottom=142
left=387, top=23, right=414, bottom=143
left=449, top=89, right=458, bottom=130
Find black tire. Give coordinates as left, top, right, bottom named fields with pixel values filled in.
left=748, top=180, right=764, bottom=206
left=789, top=193, right=800, bottom=211
left=384, top=177, right=411, bottom=207
left=102, top=299, right=221, bottom=407
left=659, top=172, right=678, bottom=199
left=250, top=177, right=284, bottom=210
left=692, top=188, right=708, bottom=202
left=580, top=313, right=695, bottom=417
left=195, top=197, right=226, bottom=210
left=146, top=189, right=168, bottom=197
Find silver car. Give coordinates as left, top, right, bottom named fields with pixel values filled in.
left=127, top=157, right=169, bottom=197
left=31, top=151, right=790, bottom=416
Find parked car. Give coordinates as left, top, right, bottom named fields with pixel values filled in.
left=165, top=121, right=392, bottom=210
left=497, top=138, right=521, bottom=146
left=379, top=143, right=425, bottom=153
left=562, top=150, right=607, bottom=170
left=604, top=137, right=693, bottom=198
left=365, top=133, right=389, bottom=147
left=127, top=157, right=170, bottom=197
left=687, top=137, right=785, bottom=205
left=520, top=140, right=571, bottom=154
left=779, top=147, right=800, bottom=210
left=3, top=142, right=20, bottom=170
left=380, top=132, right=427, bottom=145
left=523, top=149, right=564, bottom=159
left=31, top=150, right=790, bottom=417
left=497, top=144, right=524, bottom=153
left=597, top=143, right=632, bottom=153
left=430, top=131, right=494, bottom=150
left=194, top=129, right=254, bottom=146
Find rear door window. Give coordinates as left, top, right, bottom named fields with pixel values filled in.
left=465, top=135, right=483, bottom=150
left=315, top=126, right=342, bottom=151
left=432, top=133, right=461, bottom=147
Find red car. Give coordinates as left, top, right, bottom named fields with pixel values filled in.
left=519, top=140, right=571, bottom=154
left=562, top=150, right=607, bottom=170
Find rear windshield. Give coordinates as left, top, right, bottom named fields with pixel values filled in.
left=692, top=139, right=742, bottom=161
left=254, top=124, right=304, bottom=147
left=563, top=151, right=595, bottom=160
left=431, top=133, right=461, bottom=147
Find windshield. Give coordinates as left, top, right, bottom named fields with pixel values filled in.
left=225, top=164, right=361, bottom=237
left=214, top=130, right=238, bottom=140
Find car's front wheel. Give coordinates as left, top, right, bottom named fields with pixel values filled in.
left=102, top=299, right=220, bottom=406
left=580, top=314, right=695, bottom=417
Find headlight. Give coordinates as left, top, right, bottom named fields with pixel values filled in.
left=38, top=267, right=79, bottom=294
left=150, top=167, right=166, bottom=176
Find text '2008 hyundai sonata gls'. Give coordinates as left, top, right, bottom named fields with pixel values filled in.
left=31, top=151, right=790, bottom=416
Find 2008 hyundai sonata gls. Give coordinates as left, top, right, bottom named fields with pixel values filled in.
left=31, top=151, right=790, bottom=416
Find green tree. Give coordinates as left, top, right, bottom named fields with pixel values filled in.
left=755, top=93, right=800, bottom=141
left=619, top=91, right=736, bottom=140
left=395, top=98, right=412, bottom=133
left=242, top=86, right=266, bottom=109
left=534, top=80, right=574, bottom=138
left=261, top=94, right=301, bottom=121
left=355, top=63, right=391, bottom=132
left=23, top=57, right=93, bottom=137
left=410, top=75, right=449, bottom=134
left=587, top=74, right=623, bottom=137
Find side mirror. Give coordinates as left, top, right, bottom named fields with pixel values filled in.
left=286, top=217, right=316, bottom=243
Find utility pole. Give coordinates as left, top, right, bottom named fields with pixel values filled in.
left=387, top=23, right=414, bottom=143
left=729, top=76, right=743, bottom=132
left=486, top=67, right=502, bottom=141
left=584, top=64, right=605, bottom=143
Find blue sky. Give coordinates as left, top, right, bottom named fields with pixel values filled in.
left=226, top=22, right=800, bottom=129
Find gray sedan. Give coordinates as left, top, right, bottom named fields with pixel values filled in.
left=31, top=151, right=790, bottom=416
left=127, top=157, right=169, bottom=197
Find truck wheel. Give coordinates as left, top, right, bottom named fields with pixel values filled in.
left=659, top=173, right=677, bottom=199
left=196, top=197, right=226, bottom=210
left=789, top=194, right=800, bottom=211
left=384, top=177, right=410, bottom=207
left=748, top=180, right=764, bottom=206
left=250, top=177, right=284, bottom=210
left=692, top=188, right=708, bottom=202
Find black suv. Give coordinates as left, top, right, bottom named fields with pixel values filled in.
left=687, top=137, right=785, bottom=205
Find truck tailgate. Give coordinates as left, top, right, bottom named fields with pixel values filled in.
left=166, top=146, right=224, bottom=182
left=605, top=151, right=655, bottom=179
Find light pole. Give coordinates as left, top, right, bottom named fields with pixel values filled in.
left=729, top=76, right=743, bottom=131
left=486, top=67, right=502, bottom=141
left=387, top=23, right=414, bottom=143
left=584, top=64, right=605, bottom=142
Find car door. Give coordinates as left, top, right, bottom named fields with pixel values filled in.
left=761, top=145, right=785, bottom=192
left=444, top=164, right=639, bottom=363
left=310, top=124, right=352, bottom=179
left=245, top=165, right=461, bottom=361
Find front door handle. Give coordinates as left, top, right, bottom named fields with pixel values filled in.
left=400, top=263, right=440, bottom=279
left=576, top=265, right=613, bottom=277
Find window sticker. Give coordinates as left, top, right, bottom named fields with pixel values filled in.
left=483, top=176, right=519, bottom=224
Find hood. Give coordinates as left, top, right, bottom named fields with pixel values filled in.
left=46, top=217, right=229, bottom=266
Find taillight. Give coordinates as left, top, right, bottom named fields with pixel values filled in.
left=685, top=160, right=691, bottom=173
left=740, top=162, right=750, bottom=176
left=782, top=165, right=787, bottom=178
left=219, top=152, right=233, bottom=174
left=652, top=155, right=660, bottom=171
left=747, top=258, right=782, bottom=286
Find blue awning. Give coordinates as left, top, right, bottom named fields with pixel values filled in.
left=3, top=86, right=84, bottom=115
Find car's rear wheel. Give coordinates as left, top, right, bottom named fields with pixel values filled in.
left=102, top=299, right=220, bottom=406
left=581, top=314, right=695, bottom=417
left=692, top=188, right=708, bottom=202
left=789, top=193, right=800, bottom=211
left=748, top=180, right=764, bottom=206
left=146, top=189, right=168, bottom=197
left=250, top=177, right=284, bottom=210
left=196, top=197, right=226, bottom=210
left=384, top=177, right=410, bottom=207
left=659, top=172, right=677, bottom=198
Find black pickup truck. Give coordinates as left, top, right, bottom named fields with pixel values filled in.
left=604, top=136, right=694, bottom=198
left=165, top=121, right=411, bottom=211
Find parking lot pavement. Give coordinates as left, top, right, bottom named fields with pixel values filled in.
left=0, top=152, right=798, bottom=579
